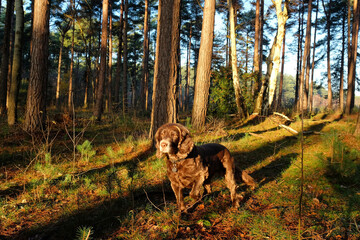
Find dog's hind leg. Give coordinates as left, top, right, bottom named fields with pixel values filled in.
left=223, top=156, right=242, bottom=208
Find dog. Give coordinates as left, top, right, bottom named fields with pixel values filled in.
left=155, top=123, right=255, bottom=212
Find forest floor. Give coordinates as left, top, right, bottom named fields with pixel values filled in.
left=0, top=111, right=360, bottom=239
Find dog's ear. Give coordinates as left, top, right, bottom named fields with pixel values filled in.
left=176, top=124, right=194, bottom=159
left=154, top=125, right=165, bottom=159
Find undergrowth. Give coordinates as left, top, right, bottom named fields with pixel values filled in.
left=0, top=112, right=359, bottom=239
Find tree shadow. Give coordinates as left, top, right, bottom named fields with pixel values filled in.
left=5, top=121, right=330, bottom=239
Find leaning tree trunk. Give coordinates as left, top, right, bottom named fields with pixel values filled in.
left=8, top=0, right=24, bottom=125
left=24, top=0, right=50, bottom=132
left=267, top=0, right=289, bottom=109
left=0, top=0, right=14, bottom=115
left=149, top=0, right=181, bottom=139
left=228, top=0, right=246, bottom=118
left=277, top=28, right=286, bottom=110
left=339, top=5, right=346, bottom=113
left=345, top=0, right=359, bottom=115
left=94, top=0, right=109, bottom=121
left=191, top=0, right=216, bottom=129
left=253, top=0, right=260, bottom=75
left=185, top=25, right=192, bottom=111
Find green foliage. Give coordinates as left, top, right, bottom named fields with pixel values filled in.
left=75, top=226, right=93, bottom=240
left=322, top=130, right=360, bottom=184
left=76, top=140, right=96, bottom=162
left=208, top=67, right=237, bottom=117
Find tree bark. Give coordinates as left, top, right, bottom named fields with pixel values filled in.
left=339, top=3, right=346, bottom=113
left=310, top=0, right=319, bottom=113
left=299, top=0, right=312, bottom=112
left=114, top=0, right=123, bottom=107
left=140, top=0, right=150, bottom=111
left=267, top=0, right=289, bottom=109
left=228, top=0, right=246, bottom=118
left=191, top=0, right=216, bottom=129
left=253, top=0, right=260, bottom=74
left=68, top=0, right=75, bottom=110
left=0, top=0, right=14, bottom=115
left=149, top=0, right=181, bottom=138
left=345, top=0, right=359, bottom=115
left=107, top=2, right=113, bottom=112
left=277, top=28, right=286, bottom=110
left=94, top=0, right=109, bottom=121
left=322, top=0, right=332, bottom=110
left=185, top=25, right=192, bottom=111
left=7, top=0, right=24, bottom=125
left=122, top=0, right=128, bottom=114
left=24, top=0, right=50, bottom=132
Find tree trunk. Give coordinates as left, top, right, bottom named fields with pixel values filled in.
left=149, top=0, right=181, bottom=139
left=191, top=0, right=216, bottom=129
left=345, top=0, right=359, bottom=115
left=322, top=0, right=332, bottom=110
left=228, top=0, right=246, bottom=118
left=310, top=0, right=319, bottom=113
left=267, top=0, right=289, bottom=109
left=277, top=28, right=286, bottom=110
left=24, top=0, right=50, bottom=132
left=185, top=26, right=192, bottom=111
left=0, top=0, right=14, bottom=115
left=114, top=0, right=123, bottom=107
left=7, top=0, right=23, bottom=125
left=68, top=0, right=75, bottom=110
left=122, top=0, right=128, bottom=114
left=94, top=0, right=109, bottom=121
left=253, top=0, right=260, bottom=74
left=299, top=0, right=312, bottom=112
left=140, top=0, right=150, bottom=111
left=107, top=3, right=113, bottom=112
left=339, top=4, right=346, bottom=113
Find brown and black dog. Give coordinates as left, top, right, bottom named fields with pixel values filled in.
left=155, top=123, right=255, bottom=212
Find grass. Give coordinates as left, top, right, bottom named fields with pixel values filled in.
left=0, top=112, right=360, bottom=239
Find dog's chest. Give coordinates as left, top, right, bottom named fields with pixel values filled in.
left=167, top=158, right=208, bottom=188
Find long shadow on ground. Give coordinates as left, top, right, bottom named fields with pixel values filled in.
left=5, top=121, right=329, bottom=239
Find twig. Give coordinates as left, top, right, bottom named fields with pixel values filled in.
left=143, top=189, right=162, bottom=212
left=273, top=112, right=292, bottom=121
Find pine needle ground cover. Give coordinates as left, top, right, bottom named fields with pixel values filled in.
left=0, top=113, right=359, bottom=239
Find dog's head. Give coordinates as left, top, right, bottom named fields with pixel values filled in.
left=155, top=123, right=194, bottom=160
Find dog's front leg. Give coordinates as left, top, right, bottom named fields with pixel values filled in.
left=171, top=183, right=185, bottom=211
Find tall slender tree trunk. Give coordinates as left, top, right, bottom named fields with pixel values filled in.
left=228, top=0, right=246, bottom=118
left=24, top=0, right=50, bottom=132
left=8, top=0, right=24, bottom=125
left=94, top=0, right=109, bottom=121
left=56, top=36, right=64, bottom=109
left=185, top=26, right=192, bottom=111
left=68, top=0, right=75, bottom=110
left=149, top=0, right=181, bottom=139
left=310, top=0, right=319, bottom=113
left=299, top=0, right=312, bottom=112
left=295, top=2, right=304, bottom=111
left=322, top=0, right=332, bottom=110
left=191, top=0, right=216, bottom=129
left=122, top=0, right=128, bottom=114
left=277, top=28, right=286, bottom=110
left=267, top=0, right=289, bottom=109
left=345, top=0, right=359, bottom=115
left=107, top=3, right=113, bottom=112
left=114, top=0, right=123, bottom=107
left=140, top=0, right=150, bottom=111
left=0, top=0, right=14, bottom=115
left=253, top=0, right=260, bottom=75
left=340, top=6, right=346, bottom=113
